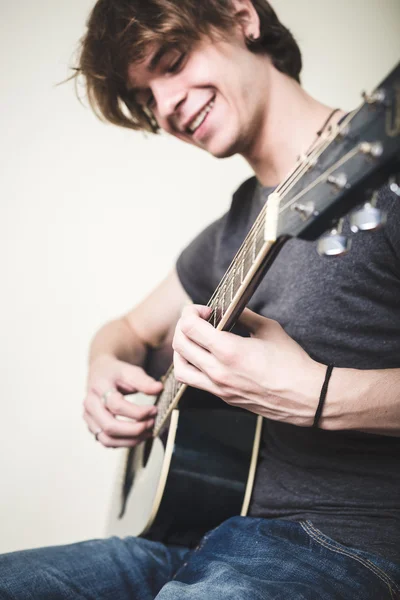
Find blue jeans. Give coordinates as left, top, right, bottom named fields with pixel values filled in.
left=1, top=517, right=399, bottom=599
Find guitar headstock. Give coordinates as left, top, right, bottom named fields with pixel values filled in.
left=274, top=61, right=400, bottom=255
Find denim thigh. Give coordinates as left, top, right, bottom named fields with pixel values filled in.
left=0, top=535, right=188, bottom=600
left=156, top=517, right=400, bottom=600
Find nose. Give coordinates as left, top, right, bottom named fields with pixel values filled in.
left=152, top=80, right=187, bottom=126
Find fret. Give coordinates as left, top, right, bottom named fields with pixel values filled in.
left=165, top=377, right=172, bottom=401
left=220, top=283, right=226, bottom=318
left=226, top=278, right=233, bottom=307
left=229, top=267, right=236, bottom=302
left=212, top=300, right=218, bottom=327
left=256, top=227, right=265, bottom=254
left=240, top=255, right=245, bottom=284
left=251, top=234, right=257, bottom=263
left=243, top=235, right=250, bottom=264
left=233, top=265, right=241, bottom=296
left=244, top=246, right=253, bottom=277
left=161, top=374, right=176, bottom=412
left=223, top=280, right=232, bottom=316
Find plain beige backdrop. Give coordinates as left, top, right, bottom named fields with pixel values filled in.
left=0, top=0, right=399, bottom=552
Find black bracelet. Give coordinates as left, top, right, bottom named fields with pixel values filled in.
left=313, top=364, right=334, bottom=428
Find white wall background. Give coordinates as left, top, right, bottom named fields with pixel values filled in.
left=0, top=0, right=399, bottom=552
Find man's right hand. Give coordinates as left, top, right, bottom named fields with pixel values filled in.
left=83, top=354, right=163, bottom=448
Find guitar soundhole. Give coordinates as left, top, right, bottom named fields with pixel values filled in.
left=143, top=437, right=153, bottom=469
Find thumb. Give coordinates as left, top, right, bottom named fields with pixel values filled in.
left=238, top=308, right=269, bottom=335
left=191, top=304, right=213, bottom=320
left=118, top=362, right=163, bottom=394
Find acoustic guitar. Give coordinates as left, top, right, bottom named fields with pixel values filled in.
left=107, top=62, right=400, bottom=548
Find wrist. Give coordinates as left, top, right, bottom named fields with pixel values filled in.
left=312, top=364, right=334, bottom=428
left=88, top=351, right=116, bottom=367
left=319, top=367, right=380, bottom=431
left=88, top=318, right=147, bottom=366
left=305, top=359, right=328, bottom=426
left=278, top=357, right=326, bottom=427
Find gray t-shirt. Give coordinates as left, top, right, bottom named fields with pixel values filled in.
left=176, top=175, right=400, bottom=564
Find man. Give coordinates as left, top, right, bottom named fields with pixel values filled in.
left=1, top=0, right=399, bottom=598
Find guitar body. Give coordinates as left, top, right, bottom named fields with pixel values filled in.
left=107, top=388, right=262, bottom=547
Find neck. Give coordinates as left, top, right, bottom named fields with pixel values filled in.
left=242, top=66, right=346, bottom=187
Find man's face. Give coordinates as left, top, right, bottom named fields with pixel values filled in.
left=127, top=28, right=270, bottom=159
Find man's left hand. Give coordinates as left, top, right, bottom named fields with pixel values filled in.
left=173, top=304, right=325, bottom=427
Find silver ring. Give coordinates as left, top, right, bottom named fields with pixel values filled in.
left=94, top=428, right=103, bottom=441
left=101, top=388, right=116, bottom=407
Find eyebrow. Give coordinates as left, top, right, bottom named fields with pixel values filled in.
left=128, top=45, right=169, bottom=93
left=148, top=45, right=168, bottom=72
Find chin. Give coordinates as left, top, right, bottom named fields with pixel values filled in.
left=208, top=147, right=236, bottom=159
left=205, top=133, right=241, bottom=159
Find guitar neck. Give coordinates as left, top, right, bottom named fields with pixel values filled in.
left=154, top=231, right=290, bottom=436
left=153, top=60, right=400, bottom=436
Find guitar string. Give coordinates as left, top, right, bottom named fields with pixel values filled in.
left=205, top=109, right=361, bottom=312
left=159, top=103, right=383, bottom=426
left=279, top=111, right=359, bottom=212
left=204, top=123, right=346, bottom=311
left=206, top=131, right=359, bottom=315
left=155, top=130, right=339, bottom=415
left=203, top=140, right=332, bottom=305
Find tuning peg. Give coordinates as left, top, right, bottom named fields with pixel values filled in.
left=361, top=89, right=386, bottom=105
left=389, top=175, right=400, bottom=198
left=350, top=191, right=387, bottom=233
left=317, top=219, right=351, bottom=257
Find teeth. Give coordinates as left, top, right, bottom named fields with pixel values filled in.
left=188, top=99, right=215, bottom=134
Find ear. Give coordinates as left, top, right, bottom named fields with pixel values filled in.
left=230, top=0, right=261, bottom=40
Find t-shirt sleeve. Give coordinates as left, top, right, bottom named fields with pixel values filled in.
left=176, top=215, right=226, bottom=305
left=176, top=176, right=258, bottom=305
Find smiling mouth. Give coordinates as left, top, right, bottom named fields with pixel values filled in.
left=186, top=97, right=216, bottom=135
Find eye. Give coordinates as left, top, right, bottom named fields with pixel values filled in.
left=146, top=92, right=155, bottom=108
left=134, top=90, right=155, bottom=110
left=166, top=52, right=186, bottom=74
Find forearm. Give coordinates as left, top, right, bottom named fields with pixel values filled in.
left=88, top=317, right=148, bottom=366
left=319, top=366, right=400, bottom=436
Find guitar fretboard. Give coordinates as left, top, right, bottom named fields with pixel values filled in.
left=154, top=201, right=269, bottom=434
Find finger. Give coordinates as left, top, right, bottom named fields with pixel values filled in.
left=176, top=313, right=239, bottom=365
left=177, top=311, right=225, bottom=352
left=181, top=304, right=213, bottom=321
left=116, top=363, right=164, bottom=395
left=237, top=308, right=270, bottom=335
left=85, top=389, right=157, bottom=421
left=84, top=412, right=152, bottom=448
left=85, top=393, right=155, bottom=438
left=102, top=389, right=158, bottom=421
left=173, top=327, right=215, bottom=373
left=173, top=351, right=221, bottom=396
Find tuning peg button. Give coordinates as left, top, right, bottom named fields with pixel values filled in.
left=389, top=176, right=400, bottom=198
left=362, top=89, right=386, bottom=105
left=350, top=191, right=387, bottom=233
left=317, top=234, right=351, bottom=257
left=317, top=219, right=351, bottom=257
left=327, top=173, right=349, bottom=190
left=350, top=204, right=386, bottom=233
